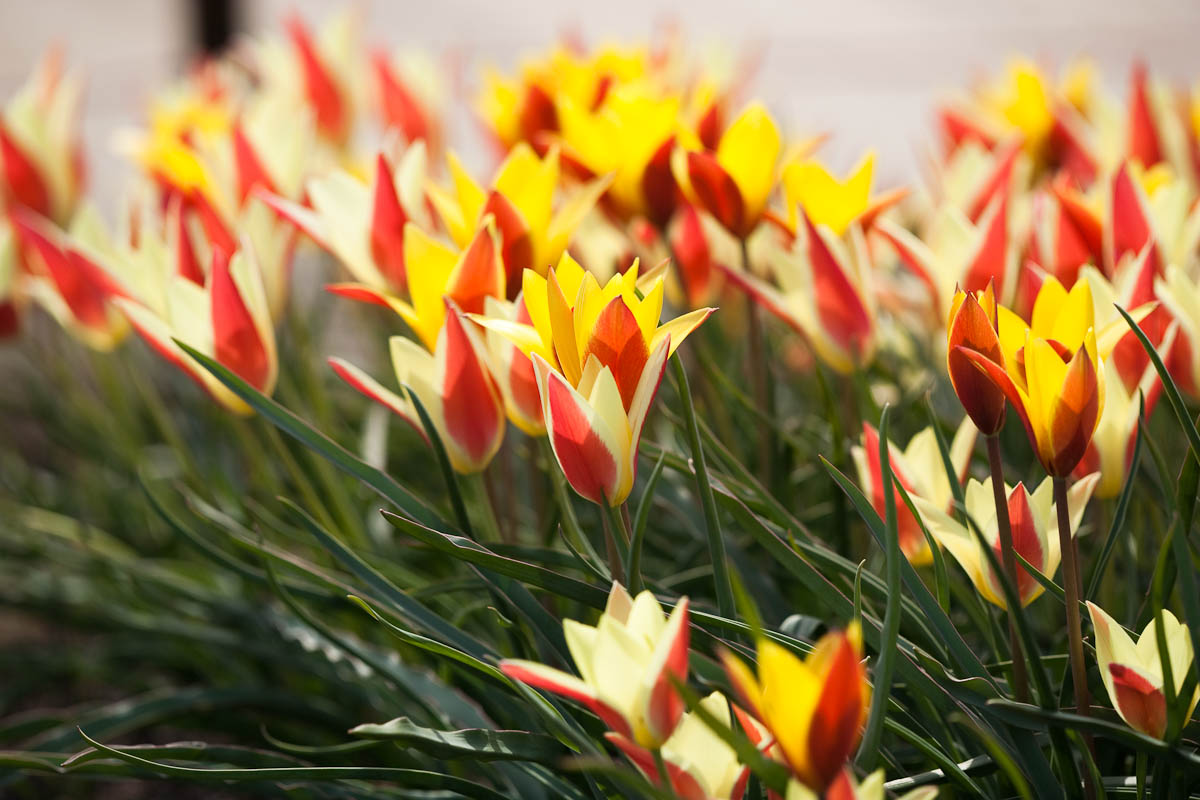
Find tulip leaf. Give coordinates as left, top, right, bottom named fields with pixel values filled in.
left=349, top=717, right=564, bottom=763
left=1085, top=406, right=1145, bottom=601
left=381, top=510, right=609, bottom=609
left=73, top=729, right=512, bottom=798
left=670, top=354, right=735, bottom=618
left=857, top=405, right=903, bottom=771
left=402, top=382, right=474, bottom=537
left=174, top=340, right=448, bottom=532
left=280, top=497, right=494, bottom=658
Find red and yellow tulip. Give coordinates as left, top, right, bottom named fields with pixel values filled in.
left=913, top=473, right=1099, bottom=608
left=944, top=282, right=1023, bottom=436
left=0, top=50, right=85, bottom=227
left=330, top=221, right=507, bottom=473
left=475, top=254, right=710, bottom=504
left=672, top=103, right=788, bottom=239
left=427, top=144, right=608, bottom=296
left=722, top=625, right=869, bottom=793
left=852, top=417, right=976, bottom=565
left=725, top=204, right=876, bottom=375
left=501, top=582, right=691, bottom=748
left=606, top=691, right=751, bottom=800
left=266, top=143, right=431, bottom=297
left=1088, top=601, right=1198, bottom=739
left=954, top=277, right=1107, bottom=476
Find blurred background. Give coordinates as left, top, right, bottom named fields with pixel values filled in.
left=2, top=0, right=1198, bottom=210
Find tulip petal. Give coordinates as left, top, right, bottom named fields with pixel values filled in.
left=210, top=247, right=272, bottom=391
left=533, top=354, right=621, bottom=505
left=500, top=660, right=632, bottom=738
left=641, top=597, right=690, bottom=745
left=370, top=153, right=410, bottom=293
left=328, top=356, right=423, bottom=438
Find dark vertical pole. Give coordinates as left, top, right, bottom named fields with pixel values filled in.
left=188, top=0, right=239, bottom=56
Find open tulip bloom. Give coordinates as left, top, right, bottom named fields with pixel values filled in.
left=1088, top=602, right=1199, bottom=739
left=851, top=417, right=976, bottom=565
left=913, top=472, right=1098, bottom=609
left=500, top=583, right=690, bottom=749
left=722, top=625, right=869, bottom=794
left=474, top=254, right=711, bottom=505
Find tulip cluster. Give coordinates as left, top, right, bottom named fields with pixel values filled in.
left=9, top=10, right=1200, bottom=798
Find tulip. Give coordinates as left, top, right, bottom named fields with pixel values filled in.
left=606, top=691, right=751, bottom=800
left=723, top=205, right=875, bottom=375
left=876, top=191, right=1016, bottom=320
left=332, top=299, right=505, bottom=474
left=257, top=12, right=360, bottom=147
left=935, top=57, right=1099, bottom=185
left=852, top=417, right=976, bottom=565
left=943, top=281, right=1028, bottom=435
left=479, top=295, right=545, bottom=435
left=668, top=204, right=734, bottom=308
left=474, top=254, right=710, bottom=504
left=672, top=103, right=787, bottom=239
left=329, top=222, right=508, bottom=474
left=0, top=226, right=18, bottom=336
left=954, top=276, right=1106, bottom=476
left=913, top=473, right=1098, bottom=609
left=0, top=50, right=85, bottom=226
left=10, top=207, right=133, bottom=351
left=780, top=152, right=904, bottom=238
left=722, top=625, right=869, bottom=793
left=500, top=582, right=691, bottom=749
left=116, top=236, right=278, bottom=415
left=1088, top=602, right=1199, bottom=739
left=556, top=84, right=687, bottom=227
left=1156, top=262, right=1200, bottom=398
left=785, top=767, right=937, bottom=800
left=266, top=143, right=431, bottom=297
left=427, top=144, right=608, bottom=296
left=372, top=50, right=443, bottom=156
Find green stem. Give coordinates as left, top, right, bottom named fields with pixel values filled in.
left=986, top=435, right=1030, bottom=703
left=671, top=355, right=734, bottom=619
left=1054, top=475, right=1095, bottom=800
left=741, top=238, right=774, bottom=487
left=652, top=747, right=672, bottom=792
left=260, top=421, right=340, bottom=536
left=602, top=500, right=631, bottom=587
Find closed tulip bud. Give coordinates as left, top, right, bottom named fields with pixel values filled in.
left=501, top=583, right=691, bottom=749
left=1088, top=601, right=1199, bottom=739
left=945, top=281, right=1013, bottom=435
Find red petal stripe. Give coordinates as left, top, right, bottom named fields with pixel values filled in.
left=439, top=304, right=503, bottom=466
left=544, top=369, right=618, bottom=505
left=686, top=150, right=745, bottom=236
left=482, top=190, right=533, bottom=297
left=210, top=248, right=270, bottom=390
left=802, top=207, right=871, bottom=360
left=286, top=16, right=348, bottom=143
left=1127, top=63, right=1163, bottom=169
left=233, top=123, right=276, bottom=207
left=447, top=226, right=503, bottom=315
left=0, top=124, right=51, bottom=217
left=582, top=297, right=650, bottom=412
left=1110, top=663, right=1167, bottom=739
left=372, top=52, right=431, bottom=145
left=806, top=635, right=867, bottom=792
left=370, top=153, right=409, bottom=293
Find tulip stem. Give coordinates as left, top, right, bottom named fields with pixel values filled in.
left=741, top=238, right=774, bottom=487
left=652, top=747, right=672, bottom=792
left=1054, top=474, right=1095, bottom=800
left=601, top=499, right=629, bottom=586
left=985, top=436, right=1029, bottom=704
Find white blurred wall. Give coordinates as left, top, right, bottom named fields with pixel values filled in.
left=2, top=0, right=1199, bottom=206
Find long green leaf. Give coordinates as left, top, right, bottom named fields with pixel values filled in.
left=349, top=717, right=563, bottom=763
left=175, top=340, right=447, bottom=531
